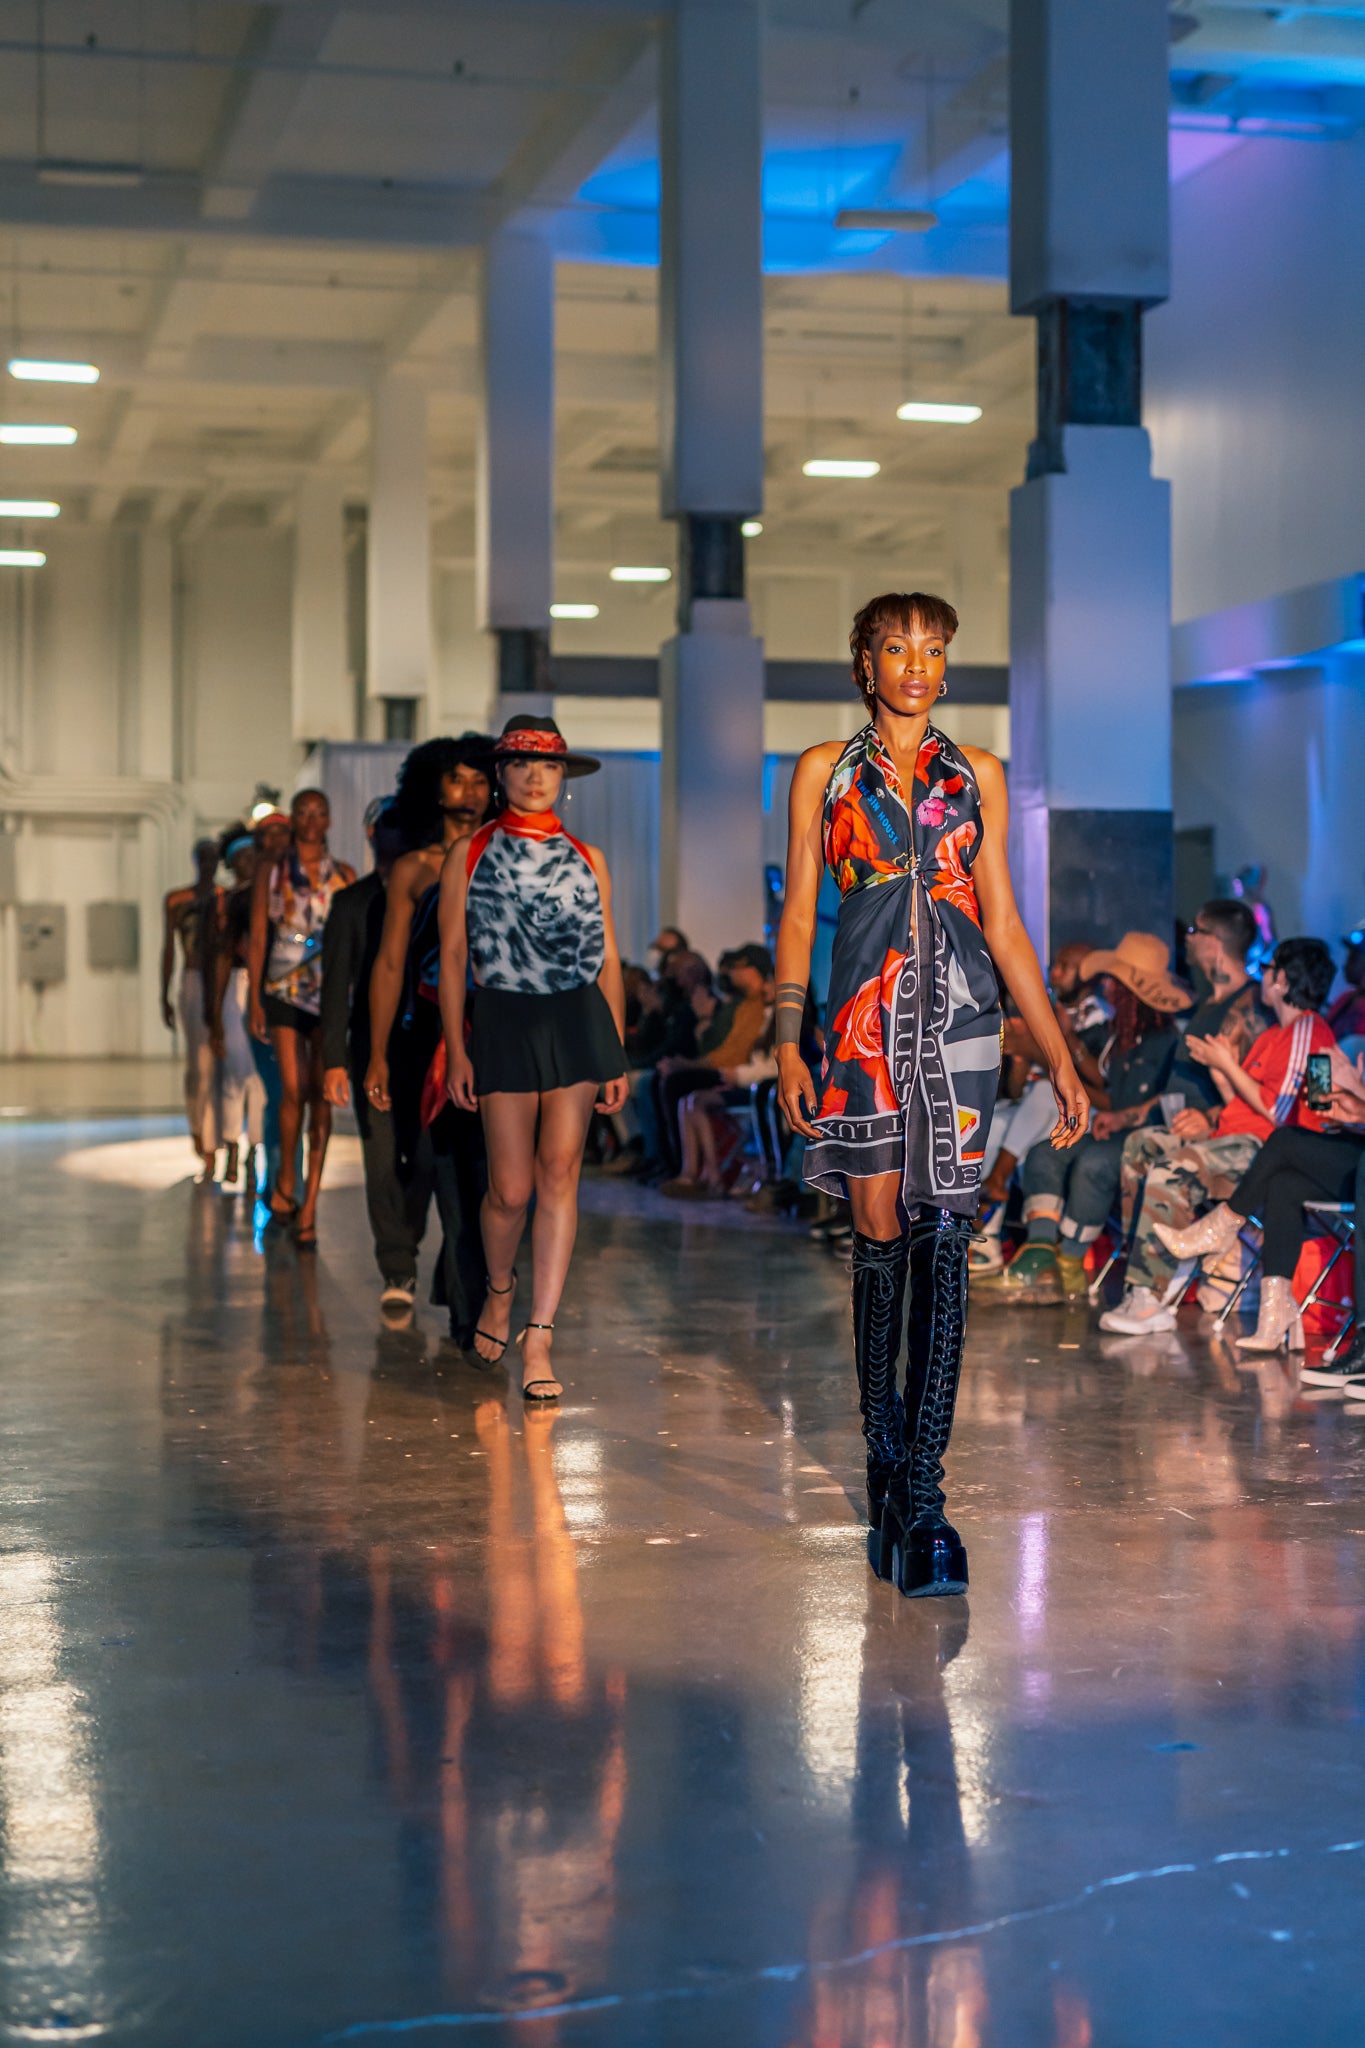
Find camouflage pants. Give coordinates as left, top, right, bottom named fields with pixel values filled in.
left=1120, top=1129, right=1262, bottom=1291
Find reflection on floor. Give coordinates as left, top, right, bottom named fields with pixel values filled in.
left=3, top=1117, right=1365, bottom=2046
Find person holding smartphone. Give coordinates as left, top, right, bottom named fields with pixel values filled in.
left=1146, top=937, right=1342, bottom=1351
left=1102, top=937, right=1338, bottom=1339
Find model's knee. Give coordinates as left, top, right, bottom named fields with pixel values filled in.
left=535, top=1151, right=582, bottom=1202
left=486, top=1174, right=532, bottom=1217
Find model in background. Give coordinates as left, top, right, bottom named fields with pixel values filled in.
left=775, top=593, right=1087, bottom=1598
left=321, top=800, right=423, bottom=1312
left=249, top=788, right=354, bottom=1249
left=439, top=717, right=627, bottom=1401
left=161, top=837, right=225, bottom=1177
left=209, top=831, right=267, bottom=1191
left=363, top=734, right=494, bottom=1338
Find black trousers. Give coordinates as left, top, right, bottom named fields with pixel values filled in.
left=353, top=1066, right=433, bottom=1283
left=429, top=1105, right=487, bottom=1345
left=1230, top=1125, right=1365, bottom=1280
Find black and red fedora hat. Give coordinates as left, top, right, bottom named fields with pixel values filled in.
left=493, top=714, right=601, bottom=778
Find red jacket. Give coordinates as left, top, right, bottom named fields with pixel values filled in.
left=1216, top=1014, right=1334, bottom=1141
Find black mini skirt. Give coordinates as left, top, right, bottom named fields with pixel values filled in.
left=471, top=983, right=625, bottom=1096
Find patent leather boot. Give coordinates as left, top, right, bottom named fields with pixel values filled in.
left=849, top=1232, right=908, bottom=1572
left=891, top=1206, right=972, bottom=1598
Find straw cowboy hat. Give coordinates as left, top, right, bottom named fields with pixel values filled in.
left=492, top=714, right=601, bottom=778
left=1079, top=931, right=1192, bottom=1013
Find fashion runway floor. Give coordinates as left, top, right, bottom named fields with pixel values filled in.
left=5, top=1109, right=1365, bottom=2046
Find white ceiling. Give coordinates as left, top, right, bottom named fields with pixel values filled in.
left=0, top=2, right=1355, bottom=617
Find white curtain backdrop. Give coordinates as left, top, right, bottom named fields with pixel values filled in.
left=561, top=752, right=660, bottom=966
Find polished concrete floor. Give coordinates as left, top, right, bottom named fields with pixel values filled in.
left=5, top=1106, right=1365, bottom=2046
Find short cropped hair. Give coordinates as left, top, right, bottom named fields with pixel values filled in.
left=849, top=591, right=959, bottom=696
left=1270, top=936, right=1335, bottom=1013
left=1198, top=897, right=1257, bottom=962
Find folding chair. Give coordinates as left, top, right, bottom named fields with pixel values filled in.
left=1298, top=1201, right=1356, bottom=1364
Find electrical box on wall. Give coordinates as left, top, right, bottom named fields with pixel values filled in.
left=87, top=901, right=139, bottom=972
left=0, top=831, right=17, bottom=907
left=18, top=903, right=67, bottom=986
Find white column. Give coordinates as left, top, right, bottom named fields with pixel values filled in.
left=478, top=229, right=554, bottom=705
left=1008, top=0, right=1172, bottom=960
left=657, top=0, right=766, bottom=961
left=137, top=532, right=175, bottom=781
left=292, top=476, right=349, bottom=743
left=137, top=532, right=179, bottom=1055
left=367, top=374, right=432, bottom=729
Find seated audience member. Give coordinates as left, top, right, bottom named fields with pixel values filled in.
left=1172, top=898, right=1271, bottom=1110
left=1326, top=926, right=1365, bottom=1060
left=1148, top=1044, right=1365, bottom=1359
left=978, top=932, right=1187, bottom=1303
left=661, top=1014, right=778, bottom=1199
left=972, top=942, right=1110, bottom=1273
left=1100, top=935, right=1338, bottom=1337
left=650, top=944, right=772, bottom=1178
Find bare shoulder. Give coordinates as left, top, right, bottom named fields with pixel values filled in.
left=580, top=840, right=608, bottom=872
left=959, top=743, right=1006, bottom=794
left=792, top=739, right=845, bottom=792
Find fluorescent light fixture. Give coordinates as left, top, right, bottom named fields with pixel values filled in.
left=896, top=401, right=982, bottom=425
left=8, top=358, right=99, bottom=384
left=550, top=602, right=600, bottom=620
left=0, top=549, right=46, bottom=567
left=803, top=459, right=880, bottom=479
left=741, top=520, right=763, bottom=538
left=37, top=160, right=144, bottom=189
left=609, top=565, right=671, bottom=583
left=835, top=207, right=938, bottom=232
left=0, top=424, right=77, bottom=444
left=0, top=500, right=59, bottom=518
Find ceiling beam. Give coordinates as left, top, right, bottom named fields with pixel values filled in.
left=201, top=4, right=346, bottom=221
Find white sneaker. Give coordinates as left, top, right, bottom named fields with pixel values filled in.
left=380, top=1275, right=417, bottom=1306
left=1099, top=1286, right=1177, bottom=1336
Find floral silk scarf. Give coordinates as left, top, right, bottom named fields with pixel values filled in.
left=804, top=722, right=1002, bottom=1216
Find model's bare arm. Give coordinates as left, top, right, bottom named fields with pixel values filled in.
left=365, top=855, right=422, bottom=1112
left=965, top=747, right=1088, bottom=1148
left=247, top=863, right=272, bottom=1042
left=438, top=841, right=475, bottom=1112
left=587, top=846, right=628, bottom=1115
left=160, top=890, right=183, bottom=1029
left=774, top=744, right=839, bottom=1141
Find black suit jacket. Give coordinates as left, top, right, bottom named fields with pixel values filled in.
left=320, top=871, right=386, bottom=1075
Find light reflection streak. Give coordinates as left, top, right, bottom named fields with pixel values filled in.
left=797, top=1600, right=865, bottom=1794
left=0, top=1552, right=107, bottom=2039
left=1017, top=1513, right=1049, bottom=1637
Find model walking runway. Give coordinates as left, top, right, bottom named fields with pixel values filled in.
left=776, top=591, right=1087, bottom=1596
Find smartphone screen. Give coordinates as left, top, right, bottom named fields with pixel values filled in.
left=1306, top=1052, right=1333, bottom=1109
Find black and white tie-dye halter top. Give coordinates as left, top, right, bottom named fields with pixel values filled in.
left=465, top=811, right=605, bottom=995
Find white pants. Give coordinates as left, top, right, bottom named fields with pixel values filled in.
left=218, top=966, right=265, bottom=1149
left=179, top=967, right=219, bottom=1153
left=982, top=1076, right=1062, bottom=1179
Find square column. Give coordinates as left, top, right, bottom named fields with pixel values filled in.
left=478, top=229, right=555, bottom=700
left=1008, top=0, right=1173, bottom=958
left=658, top=0, right=766, bottom=961
left=367, top=374, right=432, bottom=736
left=292, top=476, right=349, bottom=743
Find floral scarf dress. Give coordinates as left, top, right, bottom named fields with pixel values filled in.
left=804, top=723, right=1002, bottom=1217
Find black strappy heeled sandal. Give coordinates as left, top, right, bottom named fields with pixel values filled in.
left=472, top=1276, right=516, bottom=1364
left=517, top=1323, right=561, bottom=1402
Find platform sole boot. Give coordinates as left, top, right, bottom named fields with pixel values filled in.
left=890, top=1206, right=972, bottom=1598
left=849, top=1231, right=909, bottom=1578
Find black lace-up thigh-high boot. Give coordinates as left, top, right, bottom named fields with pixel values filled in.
left=891, top=1205, right=973, bottom=1598
left=849, top=1231, right=909, bottom=1578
